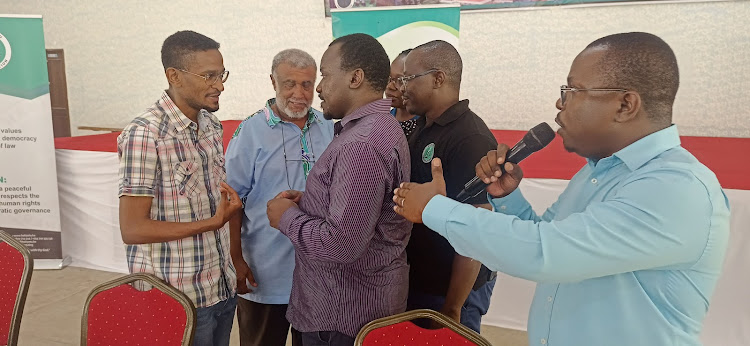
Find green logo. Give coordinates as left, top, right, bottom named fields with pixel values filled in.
left=422, top=143, right=435, bottom=163
left=0, top=32, right=11, bottom=70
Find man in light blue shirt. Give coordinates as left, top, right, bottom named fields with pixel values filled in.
left=392, top=32, right=730, bottom=346
left=226, top=49, right=334, bottom=346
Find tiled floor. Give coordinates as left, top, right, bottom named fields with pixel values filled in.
left=17, top=267, right=528, bottom=345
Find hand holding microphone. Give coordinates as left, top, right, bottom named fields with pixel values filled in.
left=456, top=123, right=555, bottom=202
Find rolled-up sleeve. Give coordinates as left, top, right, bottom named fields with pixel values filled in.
left=118, top=125, right=158, bottom=197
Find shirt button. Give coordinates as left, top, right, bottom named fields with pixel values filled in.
left=500, top=205, right=507, bottom=210
left=591, top=178, right=598, bottom=184
left=541, top=338, right=547, bottom=345
left=547, top=296, right=553, bottom=302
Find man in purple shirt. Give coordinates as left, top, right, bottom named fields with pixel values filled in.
left=267, top=33, right=412, bottom=346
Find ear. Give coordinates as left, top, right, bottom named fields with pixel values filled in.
left=165, top=67, right=181, bottom=87
left=614, top=91, right=641, bottom=123
left=433, top=70, right=447, bottom=89
left=270, top=74, right=277, bottom=91
left=349, top=68, right=365, bottom=89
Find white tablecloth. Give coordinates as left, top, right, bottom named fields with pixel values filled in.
left=55, top=149, right=750, bottom=345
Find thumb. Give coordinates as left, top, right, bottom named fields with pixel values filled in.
left=431, top=158, right=445, bottom=184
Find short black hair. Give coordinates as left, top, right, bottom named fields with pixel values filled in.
left=330, top=33, right=390, bottom=93
left=161, top=30, right=220, bottom=71
left=412, top=40, right=462, bottom=88
left=586, top=32, right=679, bottom=122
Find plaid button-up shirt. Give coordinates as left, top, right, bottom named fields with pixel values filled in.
left=117, top=91, right=236, bottom=308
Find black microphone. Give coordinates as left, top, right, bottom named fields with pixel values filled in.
left=455, top=122, right=556, bottom=203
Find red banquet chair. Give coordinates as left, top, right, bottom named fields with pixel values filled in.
left=355, top=309, right=493, bottom=346
left=0, top=230, right=33, bottom=346
left=81, top=273, right=196, bottom=346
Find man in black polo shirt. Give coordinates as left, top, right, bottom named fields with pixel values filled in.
left=398, top=40, right=497, bottom=333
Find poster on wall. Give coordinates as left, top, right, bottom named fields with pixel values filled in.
left=325, top=0, right=688, bottom=15
left=331, top=4, right=460, bottom=61
left=0, top=14, right=67, bottom=269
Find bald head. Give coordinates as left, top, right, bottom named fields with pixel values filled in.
left=585, top=32, right=679, bottom=123
left=410, top=40, right=463, bottom=89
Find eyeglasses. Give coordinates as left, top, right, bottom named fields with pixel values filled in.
left=177, top=68, right=229, bottom=86
left=280, top=125, right=316, bottom=190
left=560, top=85, right=627, bottom=104
left=280, top=80, right=315, bottom=92
left=396, top=69, right=439, bottom=89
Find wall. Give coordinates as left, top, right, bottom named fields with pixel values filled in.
left=0, top=0, right=747, bottom=137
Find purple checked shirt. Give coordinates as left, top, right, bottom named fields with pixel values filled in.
left=278, top=99, right=412, bottom=337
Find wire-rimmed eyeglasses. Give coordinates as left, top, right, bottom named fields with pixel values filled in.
left=396, top=69, right=439, bottom=89
left=560, top=85, right=627, bottom=104
left=177, top=68, right=229, bottom=86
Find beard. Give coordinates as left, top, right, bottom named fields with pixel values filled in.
left=188, top=98, right=219, bottom=113
left=278, top=95, right=310, bottom=119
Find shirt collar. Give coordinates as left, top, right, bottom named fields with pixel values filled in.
left=264, top=98, right=319, bottom=128
left=338, top=98, right=392, bottom=129
left=589, top=125, right=681, bottom=171
left=434, top=99, right=470, bottom=126
left=160, top=90, right=205, bottom=133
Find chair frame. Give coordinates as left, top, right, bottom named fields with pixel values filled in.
left=355, top=309, right=493, bottom=346
left=80, top=273, right=196, bottom=346
left=0, top=230, right=33, bottom=346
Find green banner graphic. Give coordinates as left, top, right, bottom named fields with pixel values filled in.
left=0, top=16, right=50, bottom=99
left=332, top=5, right=460, bottom=60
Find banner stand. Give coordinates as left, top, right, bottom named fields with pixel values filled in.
left=0, top=14, right=66, bottom=269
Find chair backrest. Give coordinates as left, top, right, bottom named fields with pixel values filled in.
left=355, top=309, right=493, bottom=346
left=0, top=230, right=33, bottom=346
left=81, top=273, right=196, bottom=346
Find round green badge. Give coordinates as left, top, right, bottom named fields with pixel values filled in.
left=422, top=143, right=435, bottom=163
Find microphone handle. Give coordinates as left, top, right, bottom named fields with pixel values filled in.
left=455, top=141, right=527, bottom=203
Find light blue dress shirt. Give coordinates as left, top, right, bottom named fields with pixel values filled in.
left=422, top=125, right=730, bottom=346
left=225, top=99, right=334, bottom=304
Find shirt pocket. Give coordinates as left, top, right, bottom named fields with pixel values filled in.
left=174, top=160, right=200, bottom=197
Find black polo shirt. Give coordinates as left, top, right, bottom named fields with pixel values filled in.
left=406, top=99, right=498, bottom=296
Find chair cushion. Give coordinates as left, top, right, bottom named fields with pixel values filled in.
left=363, top=320, right=478, bottom=345
left=0, top=241, right=25, bottom=343
left=86, top=283, right=188, bottom=346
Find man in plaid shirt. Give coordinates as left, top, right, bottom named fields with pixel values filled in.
left=117, top=30, right=241, bottom=346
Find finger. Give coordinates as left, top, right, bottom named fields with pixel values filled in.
left=430, top=158, right=445, bottom=185
left=225, top=184, right=240, bottom=200
left=496, top=143, right=510, bottom=165
left=505, top=162, right=524, bottom=181
left=237, top=280, right=249, bottom=294
left=393, top=205, right=404, bottom=216
left=487, top=149, right=503, bottom=178
left=477, top=154, right=494, bottom=184
left=394, top=187, right=411, bottom=198
left=391, top=195, right=404, bottom=207
left=247, top=274, right=258, bottom=287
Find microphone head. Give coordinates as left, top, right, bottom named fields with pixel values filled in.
left=523, top=122, right=555, bottom=151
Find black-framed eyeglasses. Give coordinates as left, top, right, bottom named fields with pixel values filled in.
left=387, top=76, right=402, bottom=87
left=280, top=125, right=316, bottom=190
left=397, top=69, right=439, bottom=89
left=177, top=68, right=230, bottom=86
left=560, top=85, right=627, bottom=104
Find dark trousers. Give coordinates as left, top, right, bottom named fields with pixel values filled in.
left=407, top=278, right=496, bottom=333
left=236, top=297, right=302, bottom=346
left=300, top=331, right=356, bottom=346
